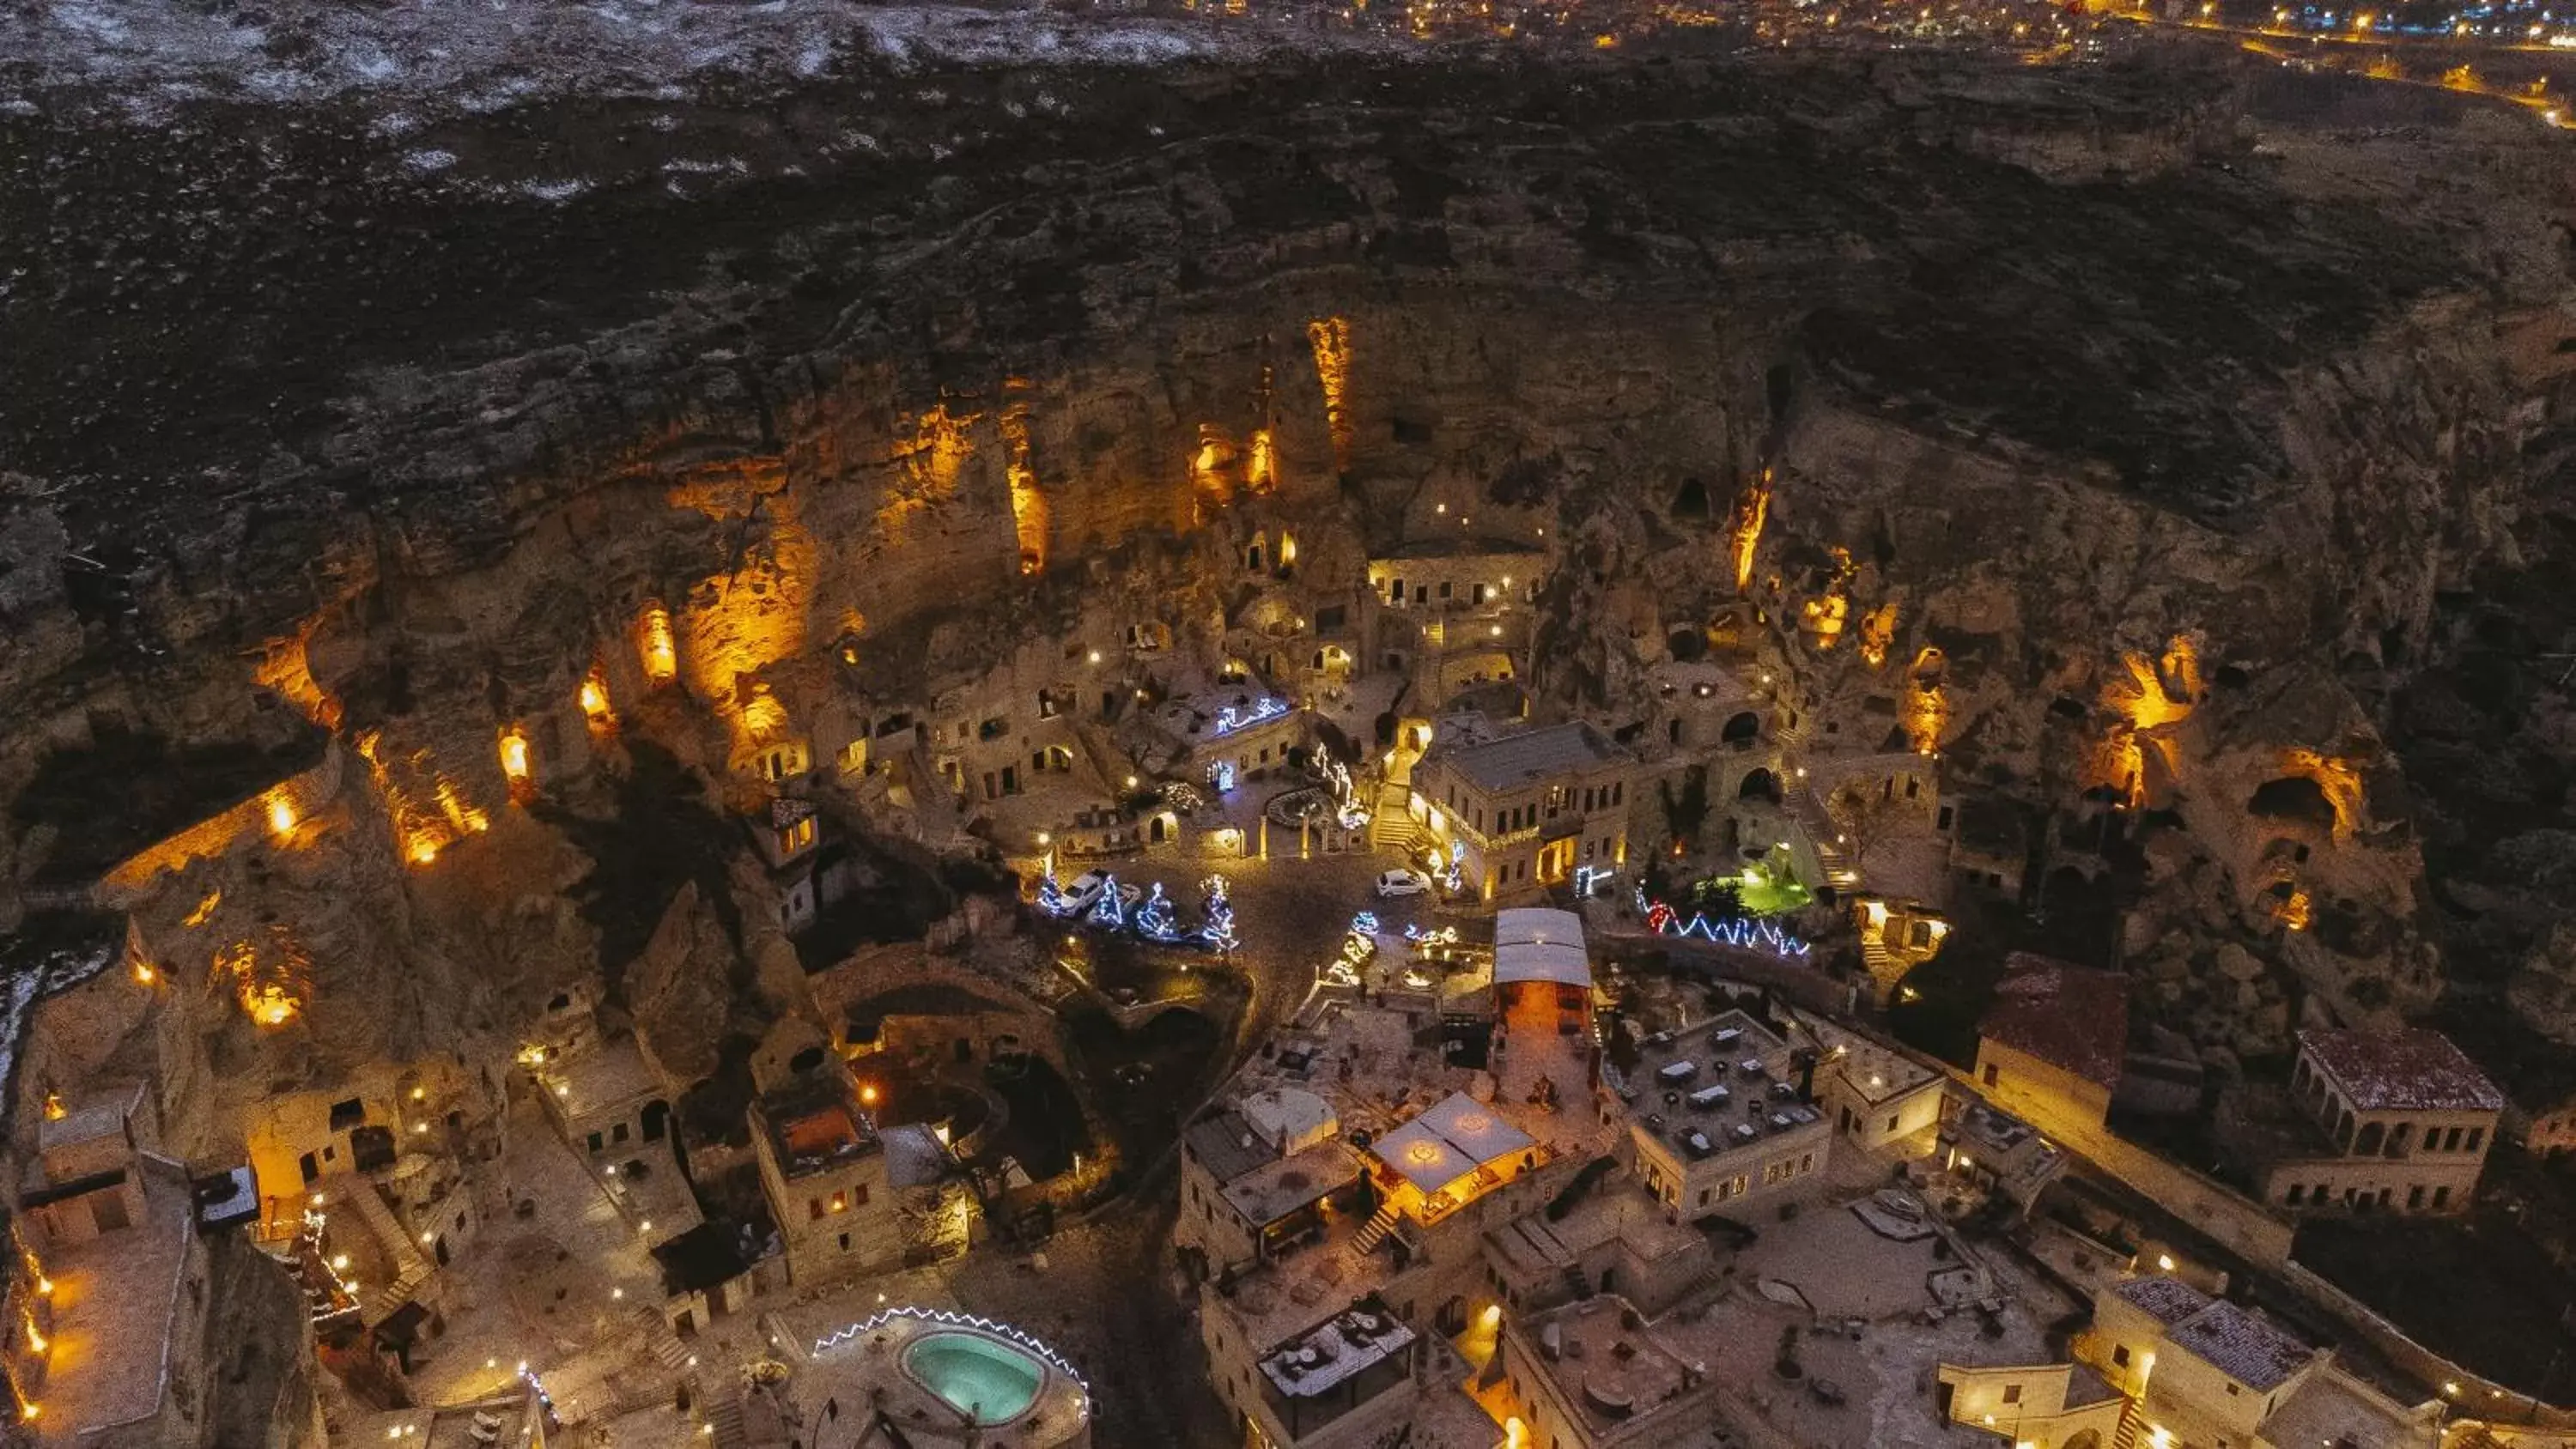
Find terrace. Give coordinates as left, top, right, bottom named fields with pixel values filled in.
left=22, top=1160, right=194, bottom=1445
left=756, top=1075, right=881, bottom=1181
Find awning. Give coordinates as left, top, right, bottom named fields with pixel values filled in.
left=1370, top=1092, right=1534, bottom=1194
left=1492, top=907, right=1589, bottom=988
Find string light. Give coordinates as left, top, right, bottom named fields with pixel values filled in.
left=1086, top=876, right=1127, bottom=929
left=811, top=1307, right=1091, bottom=1418
left=1199, top=876, right=1238, bottom=954
left=1635, top=888, right=1813, bottom=959
left=1134, top=883, right=1181, bottom=943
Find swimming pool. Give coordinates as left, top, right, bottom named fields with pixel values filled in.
left=902, top=1331, right=1046, bottom=1425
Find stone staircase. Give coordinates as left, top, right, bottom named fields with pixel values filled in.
left=1789, top=786, right=1862, bottom=891
left=341, top=1179, right=437, bottom=1327
left=643, top=1322, right=694, bottom=1374
left=1367, top=780, right=1423, bottom=855
left=1352, top=1203, right=1402, bottom=1255
left=2111, top=1400, right=2142, bottom=1449
left=702, top=1391, right=749, bottom=1449
left=1860, top=935, right=1895, bottom=982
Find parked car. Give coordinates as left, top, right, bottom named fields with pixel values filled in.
left=1376, top=869, right=1433, bottom=899
left=1063, top=870, right=1116, bottom=911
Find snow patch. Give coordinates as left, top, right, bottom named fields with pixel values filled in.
left=18, top=0, right=1376, bottom=119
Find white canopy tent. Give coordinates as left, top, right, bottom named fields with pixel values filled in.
left=1492, top=907, right=1590, bottom=989
left=1370, top=1091, right=1535, bottom=1195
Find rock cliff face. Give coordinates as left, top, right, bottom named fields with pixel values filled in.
left=3, top=44, right=2573, bottom=1082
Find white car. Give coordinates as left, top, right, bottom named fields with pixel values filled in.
left=1062, top=870, right=1141, bottom=912
left=1376, top=869, right=1433, bottom=899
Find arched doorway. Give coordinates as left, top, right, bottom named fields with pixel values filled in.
left=1738, top=768, right=1782, bottom=804
left=1722, top=712, right=1762, bottom=746
left=642, top=1100, right=669, bottom=1143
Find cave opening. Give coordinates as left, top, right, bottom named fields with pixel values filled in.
left=2248, top=776, right=2338, bottom=832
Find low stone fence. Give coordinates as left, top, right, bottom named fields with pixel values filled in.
left=2273, top=1258, right=2576, bottom=1434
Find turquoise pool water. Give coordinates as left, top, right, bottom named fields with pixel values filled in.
left=903, top=1331, right=1045, bottom=1425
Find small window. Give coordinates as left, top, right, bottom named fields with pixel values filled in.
left=839, top=1233, right=851, bottom=1252
left=809, top=1197, right=824, bottom=1222
left=2287, top=1185, right=2306, bottom=1205
left=330, top=1097, right=368, bottom=1131
left=2464, top=1127, right=2483, bottom=1152
left=2002, top=1385, right=2021, bottom=1405
left=2112, top=1345, right=2130, bottom=1368
left=2226, top=1383, right=2241, bottom=1397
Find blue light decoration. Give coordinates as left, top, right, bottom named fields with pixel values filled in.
left=1089, top=876, right=1127, bottom=928
left=1037, top=860, right=1074, bottom=917
left=1198, top=875, right=1238, bottom=954
left=1574, top=865, right=1613, bottom=899
left=520, top=1365, right=557, bottom=1428
left=1208, top=760, right=1237, bottom=794
left=1441, top=840, right=1465, bottom=894
left=1404, top=923, right=1460, bottom=946
left=1134, top=882, right=1181, bottom=943
left=1209, top=697, right=1290, bottom=737
left=1349, top=911, right=1381, bottom=937
left=1635, top=889, right=1812, bottom=961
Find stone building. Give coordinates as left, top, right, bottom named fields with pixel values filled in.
left=1361, top=541, right=1542, bottom=708
left=1973, top=957, right=2129, bottom=1134
left=1406, top=722, right=1637, bottom=903
left=1804, top=1017, right=1949, bottom=1157
left=749, top=1056, right=903, bottom=1286
left=1492, top=1292, right=1732, bottom=1449
left=1176, top=1086, right=1360, bottom=1277
left=2073, top=1274, right=2439, bottom=1449
left=2518, top=1082, right=2576, bottom=1159
left=2253, top=1028, right=2503, bottom=1215
left=1607, top=1009, right=1832, bottom=1221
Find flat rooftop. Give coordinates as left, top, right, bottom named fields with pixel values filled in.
left=1516, top=1294, right=1722, bottom=1439
left=34, top=1161, right=193, bottom=1445
left=1613, top=1010, right=1816, bottom=1159
left=35, top=1084, right=143, bottom=1156
left=1257, top=1295, right=1416, bottom=1401
left=348, top=1392, right=543, bottom=1449
left=1228, top=995, right=1482, bottom=1147
left=758, top=1072, right=880, bottom=1179
left=1808, top=1020, right=1942, bottom=1108
left=538, top=1037, right=663, bottom=1123
left=1425, top=720, right=1627, bottom=793
left=1649, top=660, right=1756, bottom=708
left=1221, top=1139, right=1360, bottom=1230
left=2261, top=1364, right=2434, bottom=1448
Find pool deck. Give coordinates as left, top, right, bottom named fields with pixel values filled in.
left=792, top=1308, right=1092, bottom=1447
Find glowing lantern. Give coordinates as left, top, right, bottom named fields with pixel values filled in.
left=638, top=603, right=678, bottom=686
left=266, top=791, right=298, bottom=839
left=498, top=727, right=533, bottom=803
left=580, top=670, right=616, bottom=730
